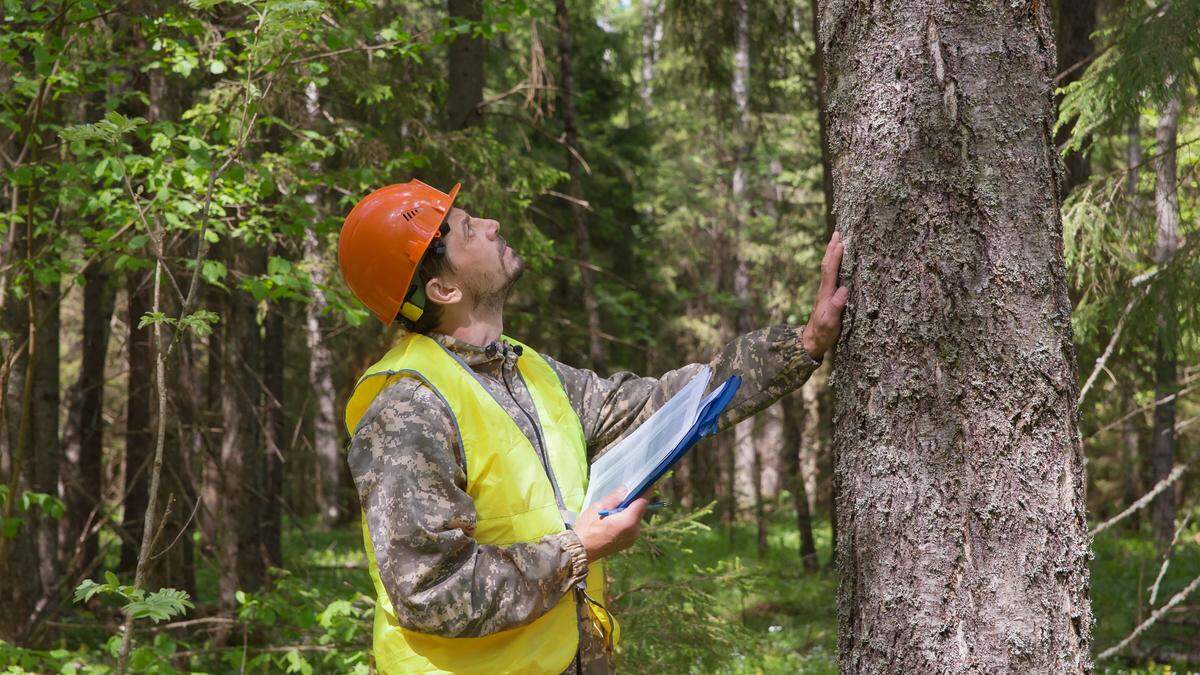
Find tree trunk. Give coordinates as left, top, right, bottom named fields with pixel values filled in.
left=119, top=269, right=153, bottom=576
left=556, top=0, right=606, bottom=373
left=216, top=244, right=266, bottom=622
left=29, top=231, right=61, bottom=598
left=262, top=278, right=285, bottom=569
left=446, top=0, right=484, bottom=130
left=1054, top=0, right=1095, bottom=196
left=0, top=174, right=39, bottom=640
left=62, top=261, right=116, bottom=575
left=781, top=392, right=818, bottom=571
left=639, top=0, right=661, bottom=105
left=820, top=2, right=1093, bottom=670
left=1118, top=381, right=1141, bottom=528
left=1126, top=117, right=1142, bottom=201
left=1149, top=95, right=1180, bottom=547
left=302, top=82, right=346, bottom=528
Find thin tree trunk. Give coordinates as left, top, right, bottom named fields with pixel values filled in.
left=1054, top=0, right=1095, bottom=196
left=799, top=366, right=823, bottom=518
left=556, top=0, right=606, bottom=373
left=215, top=244, right=266, bottom=624
left=263, top=273, right=285, bottom=569
left=782, top=392, right=818, bottom=571
left=0, top=167, right=38, bottom=640
left=446, top=0, right=484, bottom=130
left=1126, top=117, right=1142, bottom=201
left=1149, top=94, right=1181, bottom=547
left=62, top=261, right=116, bottom=575
left=821, top=2, right=1093, bottom=670
left=302, top=83, right=346, bottom=528
left=119, top=269, right=153, bottom=576
left=30, top=228, right=61, bottom=596
left=1118, top=381, right=1141, bottom=528
left=639, top=0, right=661, bottom=105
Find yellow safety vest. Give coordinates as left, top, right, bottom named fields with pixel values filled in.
left=345, top=333, right=617, bottom=674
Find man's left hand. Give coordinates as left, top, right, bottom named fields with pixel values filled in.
left=802, top=231, right=849, bottom=360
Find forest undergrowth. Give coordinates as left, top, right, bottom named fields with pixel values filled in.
left=2, top=502, right=1195, bottom=674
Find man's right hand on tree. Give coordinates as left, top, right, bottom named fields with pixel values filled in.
left=802, top=231, right=850, bottom=359
left=573, top=490, right=649, bottom=563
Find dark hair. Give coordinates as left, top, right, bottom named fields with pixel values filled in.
left=400, top=245, right=454, bottom=334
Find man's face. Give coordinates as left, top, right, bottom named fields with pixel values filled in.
left=437, top=207, right=525, bottom=309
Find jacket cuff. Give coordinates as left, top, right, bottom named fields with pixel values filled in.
left=560, top=530, right=590, bottom=586
left=795, top=325, right=823, bottom=366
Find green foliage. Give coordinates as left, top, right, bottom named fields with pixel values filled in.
left=74, top=572, right=194, bottom=624
left=1058, top=0, right=1200, bottom=150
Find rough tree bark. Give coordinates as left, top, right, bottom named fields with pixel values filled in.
left=556, top=0, right=606, bottom=373
left=820, top=1, right=1093, bottom=670
left=1149, top=95, right=1181, bottom=547
left=446, top=0, right=484, bottom=130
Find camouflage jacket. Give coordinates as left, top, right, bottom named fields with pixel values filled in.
left=347, top=325, right=820, bottom=673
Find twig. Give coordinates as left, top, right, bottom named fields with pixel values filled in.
left=1149, top=513, right=1191, bottom=605
left=1097, top=572, right=1200, bottom=660
left=1091, top=462, right=1193, bottom=536
left=1078, top=288, right=1145, bottom=404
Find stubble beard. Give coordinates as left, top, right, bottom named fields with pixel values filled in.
left=472, top=250, right=525, bottom=312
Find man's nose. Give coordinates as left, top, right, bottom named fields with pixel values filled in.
left=486, top=219, right=501, bottom=239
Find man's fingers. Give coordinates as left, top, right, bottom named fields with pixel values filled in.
left=832, top=286, right=849, bottom=310
left=597, top=490, right=626, bottom=510
left=818, top=234, right=844, bottom=297
left=623, top=496, right=650, bottom=519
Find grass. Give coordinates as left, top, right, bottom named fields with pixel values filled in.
left=16, top=506, right=1195, bottom=673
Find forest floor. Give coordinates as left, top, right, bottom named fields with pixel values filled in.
left=241, top=508, right=1197, bottom=674
left=9, top=509, right=1196, bottom=673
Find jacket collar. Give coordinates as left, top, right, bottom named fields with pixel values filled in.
left=428, top=332, right=519, bottom=370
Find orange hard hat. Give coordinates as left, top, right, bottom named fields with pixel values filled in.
left=338, top=179, right=461, bottom=325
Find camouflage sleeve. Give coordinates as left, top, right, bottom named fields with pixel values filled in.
left=548, top=324, right=821, bottom=455
left=346, top=376, right=590, bottom=637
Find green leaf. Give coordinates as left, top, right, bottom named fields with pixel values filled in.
left=74, top=578, right=105, bottom=604
left=1, top=516, right=22, bottom=539
left=126, top=587, right=194, bottom=623
left=204, top=228, right=220, bottom=243
left=209, top=59, right=226, bottom=74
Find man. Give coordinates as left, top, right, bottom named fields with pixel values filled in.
left=340, top=179, right=847, bottom=674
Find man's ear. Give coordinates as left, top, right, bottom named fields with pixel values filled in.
left=425, top=276, right=462, bottom=306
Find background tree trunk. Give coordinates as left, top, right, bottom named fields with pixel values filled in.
left=820, top=1, right=1093, bottom=670
left=119, top=270, right=153, bottom=576
left=62, top=261, right=115, bottom=577
left=262, top=288, right=285, bottom=569
left=556, top=0, right=606, bottom=373
left=1054, top=0, right=1095, bottom=196
left=782, top=391, right=818, bottom=571
left=446, top=0, right=484, bottom=130
left=1149, top=95, right=1181, bottom=547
